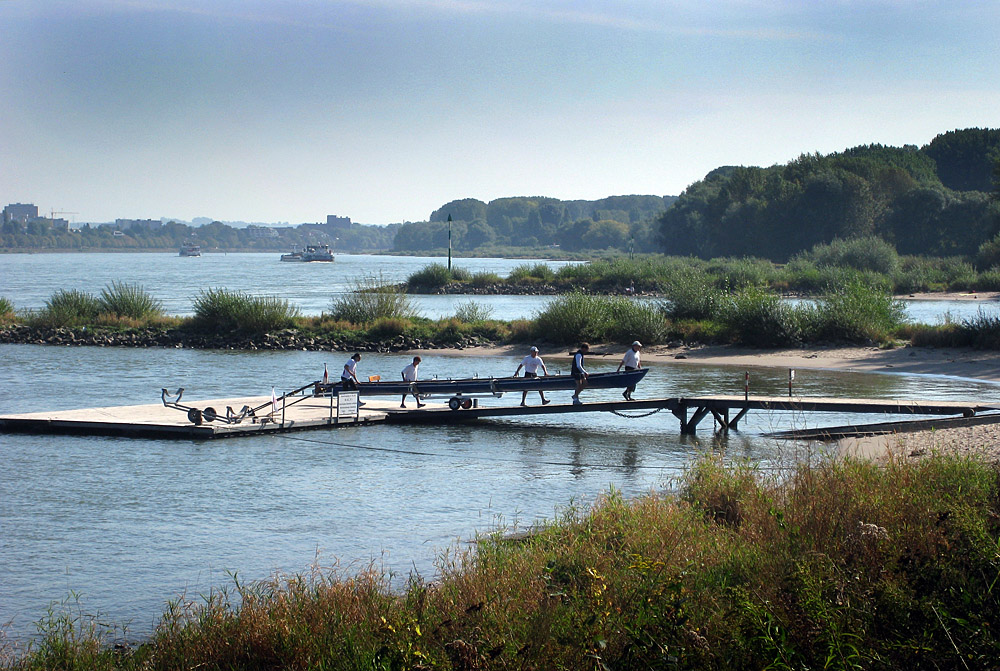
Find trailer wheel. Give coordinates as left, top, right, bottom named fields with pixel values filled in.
left=187, top=408, right=203, bottom=425
left=461, top=399, right=473, bottom=409
left=202, top=407, right=218, bottom=422
left=448, top=397, right=462, bottom=410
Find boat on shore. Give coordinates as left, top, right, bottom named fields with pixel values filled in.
left=179, top=243, right=201, bottom=257
left=281, top=244, right=334, bottom=262
left=317, top=369, right=649, bottom=407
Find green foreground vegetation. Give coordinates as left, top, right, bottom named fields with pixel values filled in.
left=4, top=452, right=998, bottom=670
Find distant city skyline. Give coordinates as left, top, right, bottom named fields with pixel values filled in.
left=2, top=1, right=998, bottom=226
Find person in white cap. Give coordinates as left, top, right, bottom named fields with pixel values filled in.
left=617, top=340, right=643, bottom=400
left=514, top=346, right=551, bottom=406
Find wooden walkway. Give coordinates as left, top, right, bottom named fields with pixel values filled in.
left=1, top=393, right=996, bottom=439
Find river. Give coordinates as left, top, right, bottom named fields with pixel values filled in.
left=2, top=251, right=998, bottom=323
left=2, top=253, right=1000, bottom=644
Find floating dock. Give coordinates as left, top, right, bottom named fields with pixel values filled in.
left=1, top=393, right=997, bottom=439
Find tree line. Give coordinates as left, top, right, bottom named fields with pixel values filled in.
left=659, top=127, right=1000, bottom=262
left=392, top=195, right=676, bottom=252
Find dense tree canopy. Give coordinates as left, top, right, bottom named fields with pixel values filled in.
left=394, top=194, right=675, bottom=252
left=658, top=129, right=1000, bottom=261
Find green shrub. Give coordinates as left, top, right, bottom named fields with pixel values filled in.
left=406, top=263, right=452, bottom=290
left=366, top=317, right=412, bottom=339
left=974, top=268, right=1000, bottom=292
left=453, top=301, right=495, bottom=323
left=98, top=281, right=163, bottom=320
left=721, top=287, right=806, bottom=347
left=812, top=280, right=907, bottom=343
left=406, top=263, right=472, bottom=289
left=532, top=293, right=611, bottom=344
left=193, top=288, right=299, bottom=335
left=606, top=298, right=670, bottom=344
left=976, top=232, right=1000, bottom=269
left=329, top=277, right=418, bottom=324
left=469, top=271, right=502, bottom=288
left=798, top=236, right=901, bottom=275
left=508, top=262, right=556, bottom=283
left=532, top=293, right=668, bottom=345
left=0, top=296, right=13, bottom=317
left=662, top=268, right=724, bottom=320
left=959, top=308, right=1000, bottom=349
left=705, top=257, right=777, bottom=290
left=32, top=289, right=102, bottom=327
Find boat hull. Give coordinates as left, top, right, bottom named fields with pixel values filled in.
left=318, top=368, right=649, bottom=397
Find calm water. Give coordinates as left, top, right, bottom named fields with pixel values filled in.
left=2, top=251, right=998, bottom=323
left=3, top=343, right=1000, bottom=643
left=0, top=252, right=581, bottom=320
left=3, top=253, right=1000, bottom=643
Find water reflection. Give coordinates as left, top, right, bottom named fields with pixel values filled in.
left=2, top=343, right=1000, bottom=642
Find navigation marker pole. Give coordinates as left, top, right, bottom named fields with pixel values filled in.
left=447, top=213, right=452, bottom=272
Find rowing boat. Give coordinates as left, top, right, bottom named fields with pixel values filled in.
left=317, top=368, right=649, bottom=399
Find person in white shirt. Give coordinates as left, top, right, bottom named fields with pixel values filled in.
left=514, top=346, right=551, bottom=406
left=341, top=353, right=362, bottom=389
left=400, top=356, right=425, bottom=408
left=341, top=352, right=366, bottom=406
left=617, top=340, right=642, bottom=401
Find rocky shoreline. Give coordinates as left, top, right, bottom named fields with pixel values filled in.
left=0, top=324, right=495, bottom=352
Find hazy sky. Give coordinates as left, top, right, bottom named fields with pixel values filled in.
left=2, top=1, right=998, bottom=225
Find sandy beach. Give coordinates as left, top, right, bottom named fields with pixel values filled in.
left=413, top=342, right=1000, bottom=462
left=416, top=342, right=1000, bottom=383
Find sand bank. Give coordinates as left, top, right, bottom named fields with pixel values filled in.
left=412, top=343, right=1000, bottom=383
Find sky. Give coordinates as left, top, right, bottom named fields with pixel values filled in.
left=2, top=0, right=999, bottom=226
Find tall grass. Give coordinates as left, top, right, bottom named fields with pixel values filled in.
left=30, top=289, right=102, bottom=327
left=507, top=262, right=556, bottom=283
left=98, top=281, right=163, bottom=320
left=531, top=293, right=668, bottom=344
left=8, top=454, right=997, bottom=670
left=811, top=279, right=908, bottom=343
left=721, top=286, right=806, bottom=347
left=453, top=300, right=495, bottom=323
left=406, top=263, right=472, bottom=290
left=192, top=288, right=300, bottom=335
left=329, top=277, right=418, bottom=324
left=0, top=296, right=14, bottom=317
left=795, top=236, right=901, bottom=275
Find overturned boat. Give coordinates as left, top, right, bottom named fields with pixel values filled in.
left=317, top=369, right=649, bottom=409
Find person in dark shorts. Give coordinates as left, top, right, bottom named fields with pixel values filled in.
left=617, top=340, right=642, bottom=400
left=514, top=346, right=550, bottom=406
left=571, top=342, right=589, bottom=405
left=341, top=353, right=362, bottom=390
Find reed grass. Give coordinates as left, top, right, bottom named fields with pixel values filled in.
left=507, top=262, right=555, bottom=283
left=453, top=301, right=495, bottom=323
left=811, top=279, right=908, bottom=343
left=329, top=277, right=418, bottom=325
left=531, top=293, right=669, bottom=345
left=406, top=264, right=471, bottom=290
left=28, top=289, right=102, bottom=327
left=192, top=288, right=300, bottom=335
left=0, top=296, right=14, bottom=318
left=6, top=453, right=997, bottom=670
left=98, top=281, right=163, bottom=321
left=720, top=286, right=806, bottom=347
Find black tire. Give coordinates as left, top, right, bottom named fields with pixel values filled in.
left=203, top=407, right=218, bottom=422
left=187, top=408, right=203, bottom=425
left=448, top=397, right=461, bottom=410
left=461, top=399, right=473, bottom=409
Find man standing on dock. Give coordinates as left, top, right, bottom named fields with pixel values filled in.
left=341, top=353, right=362, bottom=390
left=400, top=356, right=425, bottom=408
left=617, top=341, right=642, bottom=401
left=514, top=346, right=551, bottom=406
left=571, top=343, right=589, bottom=405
